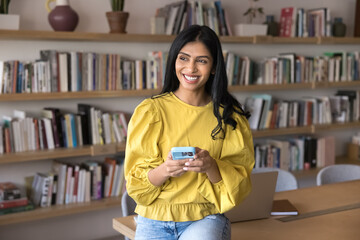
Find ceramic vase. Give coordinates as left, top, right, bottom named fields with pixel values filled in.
left=46, top=0, right=79, bottom=32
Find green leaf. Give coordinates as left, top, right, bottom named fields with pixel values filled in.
left=243, top=8, right=252, bottom=16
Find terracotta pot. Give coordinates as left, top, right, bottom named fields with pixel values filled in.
left=106, top=11, right=129, bottom=34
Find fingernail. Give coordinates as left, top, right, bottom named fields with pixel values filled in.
left=185, top=162, right=190, bottom=166
left=183, top=167, right=188, bottom=171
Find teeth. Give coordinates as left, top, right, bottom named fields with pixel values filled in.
left=184, top=74, right=198, bottom=81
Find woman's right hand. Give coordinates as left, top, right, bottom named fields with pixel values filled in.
left=163, top=151, right=188, bottom=177
left=148, top=152, right=189, bottom=186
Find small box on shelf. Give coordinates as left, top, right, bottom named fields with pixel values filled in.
left=347, top=143, right=360, bottom=161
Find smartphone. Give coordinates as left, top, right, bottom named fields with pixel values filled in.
left=171, top=147, right=196, bottom=160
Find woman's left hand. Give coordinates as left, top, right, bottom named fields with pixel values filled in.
left=184, top=147, right=222, bottom=183
left=183, top=147, right=215, bottom=173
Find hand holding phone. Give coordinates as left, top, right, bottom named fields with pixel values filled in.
left=171, top=147, right=196, bottom=160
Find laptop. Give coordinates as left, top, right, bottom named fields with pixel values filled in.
left=225, top=171, right=278, bottom=222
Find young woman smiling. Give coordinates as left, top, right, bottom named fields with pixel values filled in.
left=124, top=25, right=255, bottom=240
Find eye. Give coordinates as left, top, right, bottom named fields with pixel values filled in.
left=178, top=55, right=188, bottom=61
left=197, top=59, right=208, bottom=64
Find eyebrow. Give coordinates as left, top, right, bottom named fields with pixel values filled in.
left=178, top=51, right=211, bottom=59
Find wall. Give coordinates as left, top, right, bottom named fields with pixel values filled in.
left=10, top=0, right=357, bottom=36
left=0, top=0, right=358, bottom=239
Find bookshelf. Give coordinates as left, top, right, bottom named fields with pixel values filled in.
left=0, top=196, right=122, bottom=226
left=0, top=120, right=358, bottom=165
left=0, top=89, right=160, bottom=101
left=0, top=142, right=126, bottom=164
left=1, top=81, right=360, bottom=101
left=1, top=29, right=360, bottom=44
left=1, top=30, right=360, bottom=228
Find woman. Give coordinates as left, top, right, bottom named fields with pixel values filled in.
left=124, top=25, right=255, bottom=240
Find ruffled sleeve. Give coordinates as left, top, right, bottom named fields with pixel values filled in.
left=124, top=98, right=168, bottom=206
left=197, top=114, right=255, bottom=213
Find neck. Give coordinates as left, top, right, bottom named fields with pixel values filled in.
left=173, top=89, right=211, bottom=106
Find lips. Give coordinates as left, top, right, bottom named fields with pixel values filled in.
left=183, top=74, right=199, bottom=83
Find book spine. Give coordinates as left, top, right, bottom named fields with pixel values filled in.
left=0, top=198, right=28, bottom=209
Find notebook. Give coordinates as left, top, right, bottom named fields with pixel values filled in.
left=225, top=171, right=278, bottom=222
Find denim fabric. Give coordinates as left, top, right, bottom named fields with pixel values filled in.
left=135, top=214, right=231, bottom=240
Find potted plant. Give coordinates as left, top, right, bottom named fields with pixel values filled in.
left=106, top=0, right=129, bottom=33
left=0, top=0, right=20, bottom=30
left=234, top=0, right=267, bottom=37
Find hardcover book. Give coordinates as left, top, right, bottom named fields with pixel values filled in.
left=271, top=199, right=299, bottom=215
left=0, top=197, right=28, bottom=209
left=0, top=182, right=21, bottom=201
left=279, top=7, right=297, bottom=37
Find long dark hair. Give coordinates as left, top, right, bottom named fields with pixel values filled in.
left=159, top=25, right=250, bottom=139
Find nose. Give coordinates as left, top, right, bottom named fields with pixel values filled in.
left=187, top=60, right=197, bottom=73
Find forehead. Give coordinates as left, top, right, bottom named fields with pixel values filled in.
left=178, top=41, right=212, bottom=57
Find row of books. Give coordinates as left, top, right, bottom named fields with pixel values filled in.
left=225, top=51, right=360, bottom=86
left=0, top=105, right=128, bottom=154
left=1, top=49, right=360, bottom=95
left=0, top=50, right=168, bottom=94
left=245, top=90, right=360, bottom=131
left=155, top=0, right=231, bottom=36
left=254, top=136, right=335, bottom=171
left=0, top=182, right=34, bottom=215
left=31, top=157, right=125, bottom=207
left=279, top=7, right=331, bottom=37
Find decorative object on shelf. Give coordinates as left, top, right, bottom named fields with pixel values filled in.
left=263, top=15, right=279, bottom=36
left=332, top=17, right=346, bottom=37
left=234, top=0, right=267, bottom=36
left=106, top=0, right=129, bottom=34
left=354, top=0, right=360, bottom=37
left=243, top=0, right=264, bottom=24
left=0, top=0, right=20, bottom=30
left=45, top=0, right=79, bottom=32
left=234, top=23, right=267, bottom=37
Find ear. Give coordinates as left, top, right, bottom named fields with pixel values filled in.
left=211, top=67, right=216, bottom=75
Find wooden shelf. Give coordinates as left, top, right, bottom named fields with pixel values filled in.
left=229, top=82, right=314, bottom=92
left=252, top=126, right=313, bottom=138
left=1, top=30, right=360, bottom=45
left=0, top=142, right=126, bottom=164
left=1, top=122, right=360, bottom=164
left=314, top=121, right=360, bottom=131
left=0, top=196, right=122, bottom=226
left=0, top=30, right=176, bottom=43
left=1, top=81, right=360, bottom=102
left=253, top=36, right=318, bottom=44
left=316, top=80, right=360, bottom=88
left=0, top=89, right=161, bottom=102
left=252, top=121, right=360, bottom=138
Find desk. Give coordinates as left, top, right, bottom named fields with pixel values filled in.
left=113, top=180, right=360, bottom=240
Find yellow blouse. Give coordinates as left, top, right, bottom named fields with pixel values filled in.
left=124, top=92, right=255, bottom=222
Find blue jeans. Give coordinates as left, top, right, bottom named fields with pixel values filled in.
left=135, top=214, right=231, bottom=240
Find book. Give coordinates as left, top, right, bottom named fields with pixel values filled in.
left=0, top=197, right=28, bottom=209
left=40, top=49, right=59, bottom=92
left=245, top=97, right=264, bottom=130
left=0, top=182, right=21, bottom=201
left=0, top=201, right=35, bottom=216
left=77, top=103, right=93, bottom=145
left=279, top=7, right=297, bottom=37
left=271, top=199, right=299, bottom=216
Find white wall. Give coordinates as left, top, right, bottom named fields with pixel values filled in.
left=9, top=0, right=358, bottom=36
left=1, top=0, right=359, bottom=239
